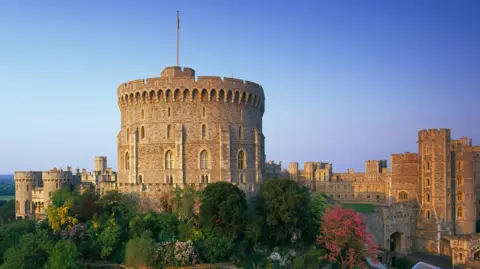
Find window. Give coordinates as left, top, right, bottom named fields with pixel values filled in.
left=165, top=150, right=174, bottom=169
left=202, top=124, right=207, bottom=140
left=139, top=174, right=143, bottom=184
left=427, top=210, right=430, bottom=219
left=426, top=162, right=430, bottom=170
left=168, top=107, right=171, bottom=117
left=426, top=178, right=430, bottom=186
left=238, top=150, right=245, bottom=169
left=239, top=126, right=243, bottom=140
left=200, top=150, right=208, bottom=169
left=141, top=109, right=144, bottom=119
left=457, top=191, right=464, bottom=202
left=202, top=106, right=206, bottom=117
left=457, top=207, right=463, bottom=218
left=56, top=183, right=58, bottom=189
left=125, top=152, right=130, bottom=170
left=25, top=201, right=30, bottom=213
left=459, top=253, right=463, bottom=261
left=126, top=128, right=130, bottom=142
left=458, top=176, right=463, bottom=185
left=165, top=175, right=173, bottom=184
left=141, top=126, right=145, bottom=139
left=26, top=185, right=29, bottom=191
left=426, top=193, right=430, bottom=202
left=167, top=125, right=172, bottom=139
left=240, top=173, right=245, bottom=183
left=398, top=191, right=408, bottom=201
left=201, top=174, right=209, bottom=183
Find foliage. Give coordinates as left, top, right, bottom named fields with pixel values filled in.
left=45, top=239, right=82, bottom=269
left=311, top=194, right=330, bottom=227
left=0, top=220, right=36, bottom=262
left=125, top=231, right=157, bottom=269
left=174, top=240, right=198, bottom=266
left=129, top=211, right=178, bottom=242
left=199, top=182, right=247, bottom=238
left=51, top=188, right=76, bottom=208
left=0, top=230, right=52, bottom=269
left=316, top=206, right=378, bottom=269
left=46, top=199, right=79, bottom=232
left=0, top=200, right=15, bottom=225
left=98, top=191, right=138, bottom=226
left=71, top=192, right=103, bottom=222
left=97, top=213, right=121, bottom=259
left=173, top=186, right=199, bottom=219
left=257, top=179, right=316, bottom=247
left=293, top=247, right=326, bottom=269
left=197, top=229, right=235, bottom=263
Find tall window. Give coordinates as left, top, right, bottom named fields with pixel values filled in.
left=239, top=126, right=243, bottom=140
left=139, top=175, right=143, bottom=184
left=200, top=150, right=208, bottom=169
left=426, top=162, right=430, bottom=170
left=141, top=109, right=144, bottom=119
left=202, top=106, right=206, bottom=117
left=201, top=174, right=209, bottom=183
left=458, top=176, right=463, bottom=185
left=426, top=193, right=430, bottom=202
left=168, top=107, right=171, bottom=117
left=165, top=150, right=174, bottom=169
left=141, top=126, right=145, bottom=139
left=25, top=201, right=30, bottom=213
left=398, top=191, right=408, bottom=201
left=457, top=207, right=463, bottom=217
left=426, top=178, right=430, bottom=186
left=240, top=173, right=245, bottom=183
left=457, top=191, right=464, bottom=201
left=26, top=185, right=29, bottom=191
left=202, top=124, right=207, bottom=140
left=125, top=152, right=130, bottom=170
left=238, top=150, right=245, bottom=169
left=126, top=128, right=130, bottom=142
left=427, top=210, right=430, bottom=219
left=167, top=125, right=172, bottom=139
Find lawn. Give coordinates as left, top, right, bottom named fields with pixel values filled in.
left=342, top=203, right=377, bottom=213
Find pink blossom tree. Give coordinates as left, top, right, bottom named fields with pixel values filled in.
left=316, top=206, right=378, bottom=269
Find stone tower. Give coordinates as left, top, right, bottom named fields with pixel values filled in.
left=117, top=66, right=265, bottom=192
left=94, top=156, right=107, bottom=173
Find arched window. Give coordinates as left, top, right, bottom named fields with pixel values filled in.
left=126, top=128, right=130, bottom=142
left=139, top=174, right=143, bottom=184
left=201, top=124, right=207, bottom=140
left=457, top=207, right=463, bottom=217
left=458, top=176, right=463, bottom=185
left=141, top=126, right=145, bottom=139
left=200, top=150, right=208, bottom=169
left=165, top=150, right=174, bottom=169
left=459, top=252, right=464, bottom=261
left=167, top=125, right=172, bottom=139
left=238, top=150, right=245, bottom=169
left=426, top=193, right=430, bottom=202
left=427, top=210, right=430, bottom=219
left=457, top=191, right=464, bottom=201
left=239, top=126, right=243, bottom=140
left=426, top=178, right=430, bottom=186
left=240, top=173, right=245, bottom=183
left=125, top=152, right=130, bottom=170
left=398, top=191, right=408, bottom=201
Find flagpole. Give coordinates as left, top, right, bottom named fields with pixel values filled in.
left=176, top=11, right=180, bottom=67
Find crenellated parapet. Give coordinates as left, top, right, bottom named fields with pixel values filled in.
left=14, top=171, right=42, bottom=182
left=42, top=168, right=73, bottom=182
left=418, top=128, right=451, bottom=140
left=117, top=66, right=265, bottom=112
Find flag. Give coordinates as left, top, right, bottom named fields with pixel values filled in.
left=177, top=11, right=180, bottom=29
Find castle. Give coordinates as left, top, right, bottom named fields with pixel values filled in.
left=13, top=65, right=480, bottom=267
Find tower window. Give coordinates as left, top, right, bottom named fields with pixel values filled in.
left=126, top=128, right=130, bottom=142
left=457, top=207, right=463, bottom=218
left=426, top=178, right=430, bottom=186
left=458, top=176, right=463, bottom=185
left=239, top=126, right=243, bottom=140
left=398, top=191, right=408, bottom=201
left=168, top=107, right=171, bottom=117
left=427, top=210, right=430, bottom=219
left=141, top=126, right=145, bottom=139
left=426, top=193, right=430, bottom=202
left=141, top=109, right=144, bottom=119
left=139, top=174, right=143, bottom=184
left=167, top=125, right=172, bottom=139
left=125, top=152, right=130, bottom=170
left=201, top=174, right=209, bottom=183
left=201, top=124, right=207, bottom=140
left=165, top=150, right=174, bottom=169
left=240, top=173, right=245, bottom=183
left=457, top=191, right=464, bottom=202
left=202, top=106, right=206, bottom=117
left=238, top=150, right=245, bottom=169
left=200, top=150, right=208, bottom=169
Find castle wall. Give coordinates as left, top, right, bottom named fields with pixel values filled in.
left=390, top=152, right=419, bottom=205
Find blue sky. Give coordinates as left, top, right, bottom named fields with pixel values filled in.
left=0, top=0, right=479, bottom=174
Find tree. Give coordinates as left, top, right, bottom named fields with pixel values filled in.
left=45, top=239, right=82, bottom=269
left=51, top=188, right=76, bottom=208
left=257, top=179, right=316, bottom=247
left=0, top=200, right=15, bottom=225
left=0, top=220, right=36, bottom=262
left=97, top=213, right=121, bottom=259
left=71, top=192, right=102, bottom=222
left=311, top=193, right=330, bottom=227
left=199, top=182, right=247, bottom=238
left=1, top=230, right=52, bottom=269
left=316, top=206, right=378, bottom=269
left=125, top=231, right=157, bottom=269
left=46, top=199, right=79, bottom=232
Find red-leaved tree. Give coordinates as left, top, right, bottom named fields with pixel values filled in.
left=316, top=206, right=379, bottom=269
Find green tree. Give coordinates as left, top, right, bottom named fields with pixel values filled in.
left=311, top=193, right=330, bottom=228
left=0, top=200, right=15, bottom=225
left=71, top=192, right=103, bottom=222
left=51, top=188, right=76, bottom=208
left=0, top=220, right=36, bottom=262
left=46, top=199, right=79, bottom=232
left=129, top=211, right=178, bottom=243
left=97, top=213, right=121, bottom=259
left=1, top=230, right=52, bottom=269
left=257, top=179, right=316, bottom=247
left=99, top=191, right=137, bottom=226
left=45, top=239, right=82, bottom=269
left=173, top=186, right=199, bottom=219
left=199, top=182, right=247, bottom=238
left=125, top=231, right=157, bottom=269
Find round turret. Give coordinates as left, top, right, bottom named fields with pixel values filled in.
left=116, top=66, right=265, bottom=191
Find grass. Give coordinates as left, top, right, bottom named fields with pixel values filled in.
left=0, top=195, right=14, bottom=201
left=342, top=203, right=376, bottom=213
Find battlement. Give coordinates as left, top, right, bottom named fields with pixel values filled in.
left=14, top=171, right=42, bottom=181
left=117, top=67, right=264, bottom=110
left=418, top=128, right=451, bottom=140
left=390, top=152, right=419, bottom=163
left=452, top=137, right=472, bottom=147
left=42, top=168, right=73, bottom=180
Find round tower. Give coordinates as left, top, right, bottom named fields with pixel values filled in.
left=117, top=66, right=265, bottom=191
left=42, top=169, right=73, bottom=206
left=13, top=171, right=41, bottom=219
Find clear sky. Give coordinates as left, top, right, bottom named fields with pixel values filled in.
left=0, top=0, right=479, bottom=174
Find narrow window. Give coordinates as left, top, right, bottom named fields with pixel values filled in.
left=239, top=126, right=243, bottom=140
left=203, top=106, right=206, bottom=117
left=238, top=150, right=245, bottom=169
left=240, top=173, right=245, bottom=183
left=240, top=109, right=243, bottom=120
left=56, top=183, right=58, bottom=189
left=427, top=193, right=430, bottom=202
left=167, top=125, right=171, bottom=139
left=168, top=107, right=171, bottom=117
left=202, top=124, right=207, bottom=140
left=457, top=207, right=463, bottom=217
left=125, top=152, right=130, bottom=170
left=126, top=128, right=130, bottom=142
left=200, top=150, right=208, bottom=169
left=139, top=175, right=143, bottom=184
left=458, top=176, right=463, bottom=185
left=141, top=126, right=145, bottom=139
left=141, top=109, right=144, bottom=119
left=26, top=185, right=29, bottom=191
left=457, top=191, right=463, bottom=201
left=426, top=178, right=430, bottom=186
left=165, top=150, right=174, bottom=169
left=427, top=210, right=430, bottom=219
